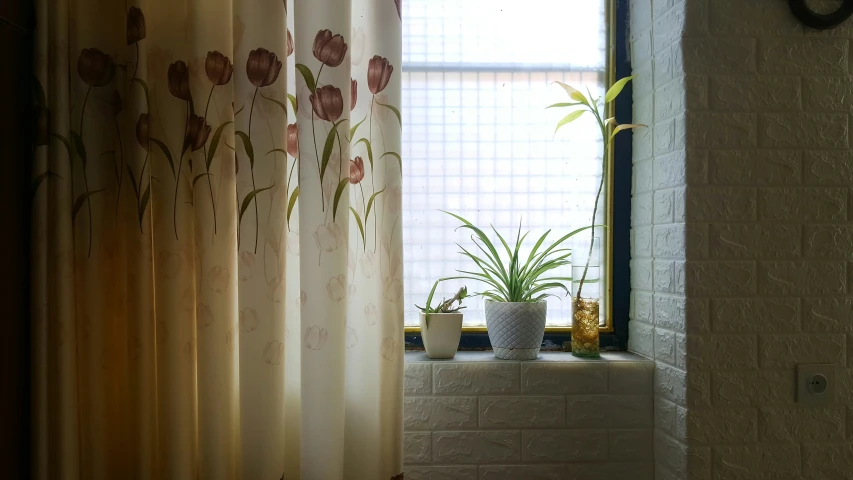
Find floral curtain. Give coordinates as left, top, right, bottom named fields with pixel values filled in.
left=30, top=0, right=403, bottom=478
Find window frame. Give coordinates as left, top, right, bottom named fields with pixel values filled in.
left=403, top=0, right=633, bottom=350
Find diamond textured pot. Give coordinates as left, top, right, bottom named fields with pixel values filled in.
left=484, top=300, right=547, bottom=360
left=419, top=312, right=463, bottom=359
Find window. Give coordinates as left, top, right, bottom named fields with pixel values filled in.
left=402, top=0, right=630, bottom=343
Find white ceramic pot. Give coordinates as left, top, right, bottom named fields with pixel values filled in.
left=419, top=312, right=463, bottom=359
left=484, top=300, right=547, bottom=360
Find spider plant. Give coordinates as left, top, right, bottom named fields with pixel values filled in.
left=548, top=76, right=644, bottom=301
left=415, top=280, right=467, bottom=329
left=442, top=211, right=596, bottom=304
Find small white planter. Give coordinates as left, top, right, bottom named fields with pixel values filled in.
left=419, top=312, right=463, bottom=359
left=484, top=300, right=547, bottom=360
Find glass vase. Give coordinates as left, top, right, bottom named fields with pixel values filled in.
left=571, top=236, right=601, bottom=358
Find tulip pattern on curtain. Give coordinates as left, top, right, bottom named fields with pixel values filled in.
left=30, top=0, right=403, bottom=478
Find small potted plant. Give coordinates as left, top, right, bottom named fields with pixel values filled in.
left=416, top=280, right=468, bottom=359
left=549, top=76, right=643, bottom=357
left=443, top=212, right=593, bottom=360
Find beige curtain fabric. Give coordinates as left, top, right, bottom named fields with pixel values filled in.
left=31, top=0, right=404, bottom=478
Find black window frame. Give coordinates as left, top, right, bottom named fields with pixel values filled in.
left=403, top=0, right=633, bottom=351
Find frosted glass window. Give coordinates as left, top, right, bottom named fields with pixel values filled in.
left=402, top=0, right=609, bottom=327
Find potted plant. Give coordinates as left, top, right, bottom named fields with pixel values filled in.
left=443, top=212, right=593, bottom=360
left=549, top=76, right=643, bottom=358
left=416, top=280, right=468, bottom=359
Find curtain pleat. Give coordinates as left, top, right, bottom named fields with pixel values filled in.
left=30, top=0, right=403, bottom=478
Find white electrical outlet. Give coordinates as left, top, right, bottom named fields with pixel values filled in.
left=797, top=364, right=835, bottom=406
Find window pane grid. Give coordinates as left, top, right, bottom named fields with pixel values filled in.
left=402, top=0, right=608, bottom=328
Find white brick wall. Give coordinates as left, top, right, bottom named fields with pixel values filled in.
left=403, top=352, right=655, bottom=479
left=630, top=0, right=853, bottom=478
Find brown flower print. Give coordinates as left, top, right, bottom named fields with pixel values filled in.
left=167, top=60, right=192, bottom=101
left=206, top=265, right=231, bottom=293
left=185, top=114, right=211, bottom=152
left=304, top=325, right=328, bottom=350
left=381, top=337, right=398, bottom=360
left=197, top=303, right=214, bottom=328
left=126, top=6, right=146, bottom=45
left=314, top=222, right=343, bottom=252
left=312, top=29, right=348, bottom=68
left=239, top=308, right=260, bottom=333
left=246, top=48, right=282, bottom=87
left=351, top=78, right=358, bottom=111
left=349, top=156, right=365, bottom=184
left=295, top=290, right=307, bottom=313
left=136, top=113, right=149, bottom=149
left=326, top=274, right=346, bottom=302
left=157, top=250, right=182, bottom=278
left=368, top=56, right=393, bottom=94
left=286, top=229, right=300, bottom=255
left=346, top=327, right=358, bottom=350
left=110, top=90, right=122, bottom=116
left=238, top=251, right=255, bottom=282
left=393, top=0, right=402, bottom=21
left=361, top=251, right=376, bottom=278
left=287, top=29, right=294, bottom=57
left=286, top=123, right=299, bottom=157
left=78, top=48, right=115, bottom=87
left=205, top=51, right=233, bottom=86
left=263, top=340, right=284, bottom=365
left=310, top=85, right=344, bottom=122
left=364, top=303, right=378, bottom=326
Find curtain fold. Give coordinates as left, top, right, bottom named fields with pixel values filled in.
left=30, top=0, right=403, bottom=478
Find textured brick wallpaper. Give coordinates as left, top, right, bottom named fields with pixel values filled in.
left=629, top=0, right=853, bottom=478
left=403, top=353, right=655, bottom=479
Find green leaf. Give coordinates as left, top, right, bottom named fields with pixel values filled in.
left=50, top=133, right=73, bottom=159
left=350, top=207, right=365, bottom=247
left=554, top=81, right=579, bottom=97
left=332, top=178, right=349, bottom=221
left=239, top=184, right=275, bottom=221
left=364, top=187, right=385, bottom=223
left=131, top=78, right=149, bottom=104
left=287, top=93, right=298, bottom=114
left=604, top=75, right=635, bottom=103
left=207, top=121, right=233, bottom=170
left=149, top=138, right=175, bottom=178
left=267, top=148, right=288, bottom=157
left=138, top=185, right=150, bottom=226
left=376, top=101, right=402, bottom=127
left=192, top=173, right=211, bottom=188
left=71, top=131, right=87, bottom=168
left=354, top=138, right=374, bottom=169
left=609, top=123, right=646, bottom=143
left=126, top=165, right=140, bottom=201
left=545, top=102, right=582, bottom=109
left=320, top=120, right=345, bottom=182
left=260, top=92, right=288, bottom=115
left=286, top=186, right=299, bottom=228
left=295, top=63, right=316, bottom=94
left=379, top=151, right=402, bottom=171
left=554, top=110, right=585, bottom=135
left=32, top=171, right=59, bottom=198
left=235, top=130, right=254, bottom=168
left=349, top=115, right=366, bottom=140
left=72, top=189, right=106, bottom=222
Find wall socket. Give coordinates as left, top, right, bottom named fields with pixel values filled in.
left=797, top=364, right=835, bottom=406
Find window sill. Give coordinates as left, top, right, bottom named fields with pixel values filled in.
left=404, top=350, right=651, bottom=364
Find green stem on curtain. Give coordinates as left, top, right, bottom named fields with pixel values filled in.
left=248, top=87, right=260, bottom=253
left=113, top=118, right=124, bottom=215
left=131, top=42, right=140, bottom=87
left=174, top=102, right=190, bottom=240
left=202, top=84, right=217, bottom=234
left=80, top=86, right=94, bottom=257
left=311, top=64, right=325, bottom=211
